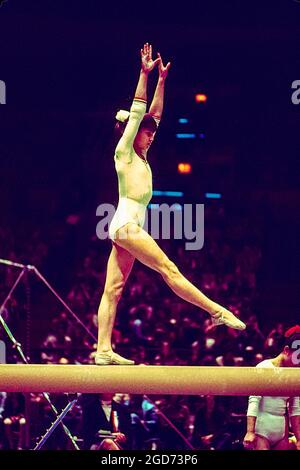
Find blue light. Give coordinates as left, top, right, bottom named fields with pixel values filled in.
left=205, top=192, right=222, bottom=199
left=178, top=118, right=189, bottom=124
left=165, top=191, right=184, bottom=197
left=152, top=190, right=184, bottom=197
left=199, top=133, right=205, bottom=139
left=176, top=133, right=196, bottom=139
left=148, top=203, right=182, bottom=211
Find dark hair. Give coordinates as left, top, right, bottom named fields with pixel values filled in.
left=114, top=112, right=157, bottom=141
left=139, top=113, right=158, bottom=133
left=114, top=118, right=128, bottom=140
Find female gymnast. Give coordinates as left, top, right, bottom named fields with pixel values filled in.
left=243, top=325, right=300, bottom=450
left=95, top=43, right=246, bottom=365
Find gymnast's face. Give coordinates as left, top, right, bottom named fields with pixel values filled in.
left=282, top=346, right=300, bottom=367
left=134, top=128, right=156, bottom=154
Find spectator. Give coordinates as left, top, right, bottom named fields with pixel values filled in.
left=243, top=325, right=300, bottom=450
left=81, top=393, right=132, bottom=450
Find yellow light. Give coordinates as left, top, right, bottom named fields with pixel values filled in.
left=195, top=93, right=207, bottom=103
left=178, top=163, right=192, bottom=174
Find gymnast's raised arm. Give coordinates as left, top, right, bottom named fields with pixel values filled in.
left=115, top=43, right=159, bottom=158
left=149, top=52, right=171, bottom=125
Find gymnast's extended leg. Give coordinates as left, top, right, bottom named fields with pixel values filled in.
left=114, top=223, right=245, bottom=330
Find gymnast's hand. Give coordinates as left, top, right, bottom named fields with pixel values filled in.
left=141, top=43, right=160, bottom=74
left=157, top=52, right=171, bottom=80
left=243, top=431, right=256, bottom=450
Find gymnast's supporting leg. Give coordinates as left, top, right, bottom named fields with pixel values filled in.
left=114, top=224, right=245, bottom=329
left=95, top=243, right=135, bottom=365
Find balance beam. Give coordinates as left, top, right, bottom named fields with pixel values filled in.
left=0, top=364, right=299, bottom=395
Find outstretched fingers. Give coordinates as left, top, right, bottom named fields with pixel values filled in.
left=157, top=52, right=171, bottom=67
left=157, top=52, right=171, bottom=77
left=140, top=43, right=160, bottom=72
left=142, top=42, right=150, bottom=58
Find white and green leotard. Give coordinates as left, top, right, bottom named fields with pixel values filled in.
left=109, top=98, right=154, bottom=240
left=247, top=359, right=300, bottom=446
